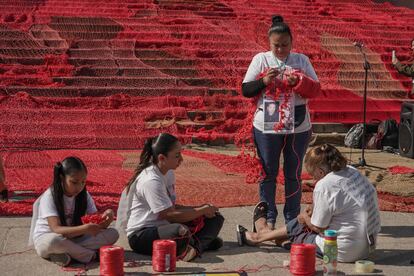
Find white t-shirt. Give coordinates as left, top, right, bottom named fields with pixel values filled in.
left=33, top=188, right=97, bottom=242
left=126, top=165, right=176, bottom=237
left=243, top=51, right=318, bottom=133
left=311, top=166, right=380, bottom=262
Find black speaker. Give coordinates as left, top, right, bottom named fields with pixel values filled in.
left=399, top=102, right=414, bottom=158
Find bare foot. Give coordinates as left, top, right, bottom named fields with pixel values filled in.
left=255, top=217, right=271, bottom=233
left=245, top=231, right=260, bottom=246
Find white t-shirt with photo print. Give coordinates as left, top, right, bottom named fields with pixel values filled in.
left=243, top=51, right=318, bottom=133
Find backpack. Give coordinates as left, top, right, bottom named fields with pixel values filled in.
left=377, top=119, right=399, bottom=148
left=344, top=123, right=364, bottom=148
left=367, top=132, right=382, bottom=149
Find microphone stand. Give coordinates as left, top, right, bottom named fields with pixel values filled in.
left=352, top=45, right=383, bottom=169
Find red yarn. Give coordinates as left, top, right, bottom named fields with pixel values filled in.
left=292, top=72, right=322, bottom=99
left=152, top=239, right=177, bottom=272
left=81, top=213, right=104, bottom=224
left=388, top=166, right=414, bottom=175
left=290, top=244, right=316, bottom=276
left=100, top=245, right=124, bottom=276
left=184, top=216, right=205, bottom=234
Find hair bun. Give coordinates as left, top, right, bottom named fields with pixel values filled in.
left=272, top=15, right=284, bottom=25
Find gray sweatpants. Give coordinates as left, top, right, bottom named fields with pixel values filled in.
left=34, top=228, right=119, bottom=263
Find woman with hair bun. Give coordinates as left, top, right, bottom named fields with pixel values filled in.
left=237, top=144, right=381, bottom=263
left=242, top=15, right=321, bottom=229
left=117, top=133, right=224, bottom=262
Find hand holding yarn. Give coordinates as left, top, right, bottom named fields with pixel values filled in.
left=203, top=204, right=219, bottom=218
left=262, top=67, right=279, bottom=86
left=81, top=213, right=105, bottom=224
left=81, top=211, right=114, bottom=233
left=286, top=72, right=300, bottom=87
left=99, top=209, right=115, bottom=228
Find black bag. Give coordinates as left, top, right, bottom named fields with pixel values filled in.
left=377, top=119, right=399, bottom=148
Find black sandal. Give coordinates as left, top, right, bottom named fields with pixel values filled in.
left=236, top=225, right=248, bottom=246
left=252, top=201, right=268, bottom=232
left=0, top=189, right=8, bottom=203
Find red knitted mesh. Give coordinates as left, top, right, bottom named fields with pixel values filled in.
left=1, top=149, right=413, bottom=216
left=1, top=0, right=413, bottom=150
left=1, top=0, right=414, bottom=215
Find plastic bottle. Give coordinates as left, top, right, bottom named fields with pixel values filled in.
left=323, top=229, right=338, bottom=276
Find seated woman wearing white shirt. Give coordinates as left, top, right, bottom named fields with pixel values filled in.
left=117, top=133, right=224, bottom=262
left=237, top=144, right=381, bottom=263
left=29, top=157, right=119, bottom=267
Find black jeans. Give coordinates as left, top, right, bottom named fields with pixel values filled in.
left=128, top=215, right=224, bottom=256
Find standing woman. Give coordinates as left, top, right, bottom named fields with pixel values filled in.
left=117, top=133, right=224, bottom=262
left=392, top=39, right=414, bottom=98
left=242, top=15, right=321, bottom=229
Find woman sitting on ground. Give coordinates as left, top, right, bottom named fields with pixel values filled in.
left=29, top=157, right=119, bottom=267
left=117, top=133, right=224, bottom=262
left=237, top=144, right=381, bottom=263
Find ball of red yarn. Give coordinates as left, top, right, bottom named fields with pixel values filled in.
left=152, top=239, right=176, bottom=272
left=290, top=243, right=316, bottom=276
left=100, top=245, right=124, bottom=276
left=81, top=213, right=104, bottom=224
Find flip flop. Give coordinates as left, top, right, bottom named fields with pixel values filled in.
left=236, top=224, right=248, bottom=246
left=252, top=201, right=268, bottom=232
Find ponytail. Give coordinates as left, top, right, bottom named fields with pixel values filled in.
left=126, top=133, right=179, bottom=193
left=126, top=137, right=155, bottom=193
left=52, top=162, right=66, bottom=226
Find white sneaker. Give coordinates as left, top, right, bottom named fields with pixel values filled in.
left=181, top=246, right=197, bottom=262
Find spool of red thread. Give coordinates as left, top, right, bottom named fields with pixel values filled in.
left=152, top=239, right=176, bottom=272
left=100, top=245, right=124, bottom=276
left=290, top=243, right=316, bottom=276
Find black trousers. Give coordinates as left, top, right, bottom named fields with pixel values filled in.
left=128, top=215, right=224, bottom=256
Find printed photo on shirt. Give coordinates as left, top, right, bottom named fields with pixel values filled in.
left=264, top=100, right=280, bottom=123
left=263, top=97, right=295, bottom=134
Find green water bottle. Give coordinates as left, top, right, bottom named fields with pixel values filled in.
left=323, top=230, right=338, bottom=276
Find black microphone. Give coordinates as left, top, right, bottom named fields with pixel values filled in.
left=353, top=41, right=364, bottom=48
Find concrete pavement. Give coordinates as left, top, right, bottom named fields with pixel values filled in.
left=1, top=205, right=413, bottom=276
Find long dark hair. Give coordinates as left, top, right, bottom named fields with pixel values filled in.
left=51, top=156, right=88, bottom=226
left=126, top=133, right=179, bottom=193
left=268, top=15, right=292, bottom=40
